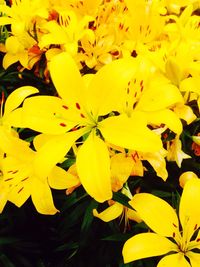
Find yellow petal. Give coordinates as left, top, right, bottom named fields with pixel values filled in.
left=5, top=108, right=26, bottom=128
left=93, top=202, right=123, bottom=222
left=129, top=193, right=179, bottom=237
left=126, top=208, right=142, bottom=223
left=87, top=57, right=136, bottom=117
left=8, top=182, right=30, bottom=208
left=123, top=233, right=177, bottom=263
left=49, top=52, right=84, bottom=106
left=4, top=86, right=39, bottom=117
left=0, top=127, right=33, bottom=160
left=180, top=77, right=200, bottom=95
left=179, top=179, right=200, bottom=239
left=31, top=178, right=58, bottom=215
left=174, top=104, right=196, bottom=125
left=157, top=253, right=190, bottom=267
left=186, top=252, right=200, bottom=267
left=136, top=84, right=183, bottom=111
left=2, top=53, right=19, bottom=69
left=22, top=96, right=76, bottom=134
left=34, top=128, right=85, bottom=179
left=145, top=109, right=183, bottom=135
left=99, top=113, right=162, bottom=152
left=48, top=166, right=80, bottom=189
left=111, top=153, right=133, bottom=190
left=76, top=133, right=112, bottom=203
left=0, top=183, right=9, bottom=213
left=0, top=17, right=12, bottom=26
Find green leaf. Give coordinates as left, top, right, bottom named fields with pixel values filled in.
left=81, top=199, right=98, bottom=234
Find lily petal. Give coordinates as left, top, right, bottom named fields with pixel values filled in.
left=187, top=251, right=200, bottom=267
left=123, top=233, right=177, bottom=263
left=76, top=132, right=112, bottom=203
left=49, top=52, right=85, bottom=106
left=4, top=86, right=39, bottom=117
left=33, top=128, right=86, bottom=179
left=93, top=202, right=123, bottom=222
left=23, top=96, right=76, bottom=134
left=136, top=83, right=183, bottom=111
left=87, top=57, right=136, bottom=117
left=145, top=109, right=183, bottom=135
left=99, top=113, right=162, bottom=152
left=129, top=193, right=179, bottom=237
left=179, top=179, right=200, bottom=241
left=48, top=166, right=80, bottom=189
left=31, top=178, right=58, bottom=215
left=157, top=253, right=190, bottom=267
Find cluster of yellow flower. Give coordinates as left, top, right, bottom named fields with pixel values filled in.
left=0, top=0, right=200, bottom=266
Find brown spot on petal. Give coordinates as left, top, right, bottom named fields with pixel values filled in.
left=62, top=105, right=69, bottom=110
left=60, top=123, right=67, bottom=127
left=18, top=187, right=24, bottom=194
left=4, top=178, right=13, bottom=182
left=76, top=103, right=81, bottom=110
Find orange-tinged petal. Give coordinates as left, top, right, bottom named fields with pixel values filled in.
left=123, top=233, right=177, bottom=263
left=129, top=193, right=179, bottom=237
left=49, top=52, right=85, bottom=106
left=4, top=86, right=39, bottom=117
left=76, top=132, right=112, bottom=203
left=126, top=208, right=142, bottom=223
left=99, top=113, right=162, bottom=152
left=33, top=128, right=86, bottom=179
left=157, top=253, right=190, bottom=267
left=93, top=202, right=123, bottom=222
left=31, top=178, right=58, bottom=215
left=48, top=166, right=80, bottom=189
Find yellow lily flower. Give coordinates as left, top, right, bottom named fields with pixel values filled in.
left=167, top=135, right=191, bottom=167
left=39, top=9, right=94, bottom=56
left=22, top=52, right=162, bottom=202
left=0, top=86, right=38, bottom=129
left=123, top=178, right=200, bottom=266
left=179, top=171, right=199, bottom=188
left=93, top=187, right=142, bottom=226
left=0, top=127, right=74, bottom=214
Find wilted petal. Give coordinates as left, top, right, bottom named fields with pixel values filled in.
left=76, top=133, right=112, bottom=203
left=129, top=193, right=179, bottom=237
left=123, top=233, right=177, bottom=263
left=157, top=253, right=190, bottom=267
left=93, top=202, right=123, bottom=222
